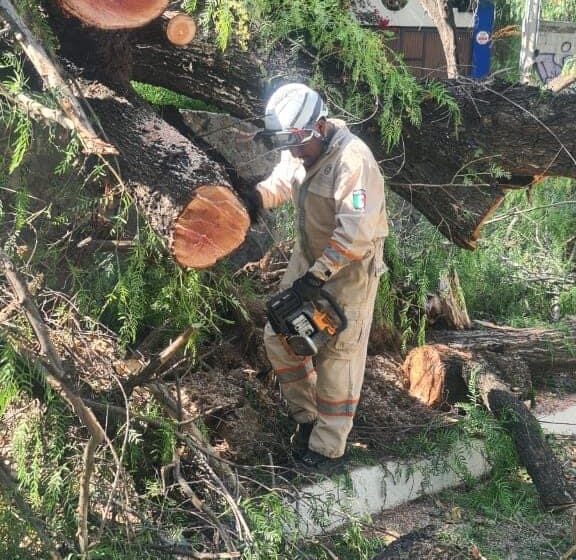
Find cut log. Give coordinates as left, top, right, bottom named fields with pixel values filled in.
left=57, top=0, right=169, bottom=30
left=36, top=18, right=254, bottom=269
left=80, top=80, right=250, bottom=268
left=402, top=344, right=471, bottom=408
left=164, top=12, right=196, bottom=47
left=404, top=343, right=574, bottom=508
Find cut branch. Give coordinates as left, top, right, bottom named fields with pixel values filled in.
left=123, top=326, right=197, bottom=394
left=164, top=11, right=196, bottom=47
left=0, top=0, right=117, bottom=155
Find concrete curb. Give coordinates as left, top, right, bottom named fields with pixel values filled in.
left=292, top=440, right=489, bottom=536
left=291, top=403, right=576, bottom=536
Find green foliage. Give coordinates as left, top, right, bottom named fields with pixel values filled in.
left=0, top=341, right=24, bottom=418
left=14, top=0, right=58, bottom=52
left=249, top=0, right=456, bottom=149
left=241, top=493, right=297, bottom=559
left=494, top=0, right=576, bottom=26
left=131, top=81, right=219, bottom=112
left=455, top=401, right=538, bottom=518
left=66, top=194, right=247, bottom=350
left=0, top=502, right=40, bottom=560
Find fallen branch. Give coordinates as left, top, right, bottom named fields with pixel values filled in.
left=147, top=381, right=243, bottom=495
left=172, top=450, right=237, bottom=553
left=0, top=85, right=75, bottom=130
left=123, top=326, right=197, bottom=394
left=77, top=436, right=98, bottom=557
left=0, top=0, right=117, bottom=154
left=0, top=249, right=106, bottom=442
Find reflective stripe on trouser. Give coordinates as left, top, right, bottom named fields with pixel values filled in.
left=263, top=272, right=380, bottom=458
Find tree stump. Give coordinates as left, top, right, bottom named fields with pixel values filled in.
left=403, top=344, right=574, bottom=509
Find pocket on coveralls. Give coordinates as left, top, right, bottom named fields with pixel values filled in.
left=333, top=307, right=365, bottom=353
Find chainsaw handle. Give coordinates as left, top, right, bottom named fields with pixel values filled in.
left=317, top=289, right=348, bottom=334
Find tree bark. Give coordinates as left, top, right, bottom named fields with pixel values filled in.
left=418, top=0, right=459, bottom=78
left=426, top=318, right=576, bottom=383
left=403, top=344, right=575, bottom=508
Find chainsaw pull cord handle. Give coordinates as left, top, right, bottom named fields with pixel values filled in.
left=317, top=289, right=348, bottom=334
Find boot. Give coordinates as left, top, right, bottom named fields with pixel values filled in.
left=290, top=422, right=314, bottom=459
left=299, top=449, right=344, bottom=475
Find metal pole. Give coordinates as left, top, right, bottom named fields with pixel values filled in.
left=519, top=0, right=541, bottom=83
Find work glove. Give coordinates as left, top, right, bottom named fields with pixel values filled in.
left=292, top=271, right=325, bottom=302
left=240, top=186, right=263, bottom=223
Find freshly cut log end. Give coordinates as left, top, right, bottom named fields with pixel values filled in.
left=403, top=345, right=469, bottom=408
left=171, top=185, right=250, bottom=269
left=58, top=0, right=169, bottom=30
left=166, top=13, right=197, bottom=47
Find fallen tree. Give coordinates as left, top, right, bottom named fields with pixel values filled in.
left=130, top=25, right=576, bottom=250
left=403, top=318, right=576, bottom=509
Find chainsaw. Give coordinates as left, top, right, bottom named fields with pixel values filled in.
left=267, top=287, right=347, bottom=356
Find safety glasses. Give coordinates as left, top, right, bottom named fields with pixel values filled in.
left=254, top=128, right=321, bottom=150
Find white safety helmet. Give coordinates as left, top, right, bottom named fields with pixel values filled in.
left=264, top=83, right=328, bottom=134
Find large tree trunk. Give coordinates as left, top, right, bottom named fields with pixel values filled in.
left=403, top=343, right=575, bottom=509
left=80, top=80, right=250, bottom=268
left=130, top=28, right=576, bottom=249
left=40, top=9, right=252, bottom=269
left=426, top=318, right=576, bottom=382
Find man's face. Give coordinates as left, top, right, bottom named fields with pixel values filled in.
left=289, top=137, right=323, bottom=168
left=288, top=120, right=326, bottom=169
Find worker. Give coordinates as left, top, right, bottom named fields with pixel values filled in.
left=244, top=83, right=389, bottom=471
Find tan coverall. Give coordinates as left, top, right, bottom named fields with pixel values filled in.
left=257, top=119, right=389, bottom=458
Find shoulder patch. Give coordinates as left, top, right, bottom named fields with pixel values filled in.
left=352, top=189, right=367, bottom=211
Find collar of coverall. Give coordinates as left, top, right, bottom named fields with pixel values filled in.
left=323, top=118, right=347, bottom=154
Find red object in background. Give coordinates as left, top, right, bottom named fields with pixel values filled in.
left=373, top=9, right=390, bottom=28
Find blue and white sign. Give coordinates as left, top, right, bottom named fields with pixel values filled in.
left=471, top=0, right=495, bottom=79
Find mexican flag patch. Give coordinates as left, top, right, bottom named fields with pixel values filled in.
left=352, top=189, right=367, bottom=211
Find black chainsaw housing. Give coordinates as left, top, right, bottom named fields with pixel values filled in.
left=267, top=288, right=347, bottom=356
